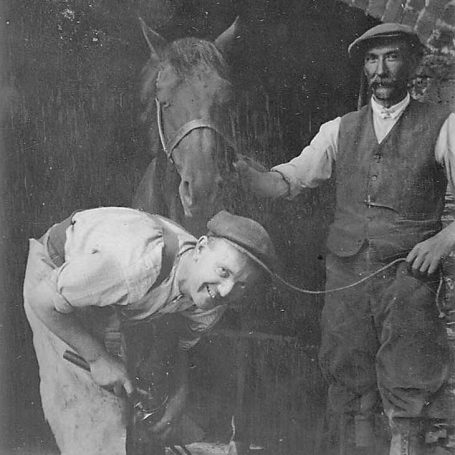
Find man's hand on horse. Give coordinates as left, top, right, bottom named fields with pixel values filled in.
left=406, top=223, right=455, bottom=275
left=234, top=154, right=267, bottom=177
left=234, top=153, right=268, bottom=172
left=233, top=154, right=288, bottom=199
left=89, top=354, right=134, bottom=397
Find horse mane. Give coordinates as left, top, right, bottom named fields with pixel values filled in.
left=164, top=37, right=229, bottom=79
left=140, top=37, right=230, bottom=127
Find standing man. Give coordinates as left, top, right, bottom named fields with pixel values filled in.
left=236, top=23, right=455, bottom=455
left=24, top=207, right=276, bottom=455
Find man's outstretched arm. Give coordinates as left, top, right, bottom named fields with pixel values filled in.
left=234, top=117, right=340, bottom=199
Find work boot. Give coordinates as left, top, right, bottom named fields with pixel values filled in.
left=354, top=414, right=375, bottom=448
left=227, top=440, right=249, bottom=455
left=389, top=419, right=425, bottom=455
left=326, top=413, right=373, bottom=455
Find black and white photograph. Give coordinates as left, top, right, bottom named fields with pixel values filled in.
left=1, top=1, right=455, bottom=454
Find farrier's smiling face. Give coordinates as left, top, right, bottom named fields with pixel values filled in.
left=363, top=39, right=416, bottom=107
left=185, top=237, right=261, bottom=310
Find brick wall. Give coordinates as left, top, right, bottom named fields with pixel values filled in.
left=338, top=0, right=455, bottom=111
left=338, top=0, right=455, bottom=41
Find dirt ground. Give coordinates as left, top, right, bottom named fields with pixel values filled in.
left=7, top=442, right=233, bottom=455
left=167, top=443, right=229, bottom=455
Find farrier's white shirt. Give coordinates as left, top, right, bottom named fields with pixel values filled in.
left=272, top=94, right=455, bottom=199
left=50, top=207, right=227, bottom=350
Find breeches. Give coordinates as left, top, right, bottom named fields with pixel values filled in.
left=319, top=249, right=450, bottom=421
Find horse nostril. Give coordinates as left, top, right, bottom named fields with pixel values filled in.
left=181, top=180, right=192, bottom=201
left=215, top=176, right=224, bottom=192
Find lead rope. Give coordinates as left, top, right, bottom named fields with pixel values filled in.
left=272, top=257, right=408, bottom=295
left=435, top=269, right=446, bottom=318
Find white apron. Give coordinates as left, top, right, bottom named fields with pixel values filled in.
left=23, top=237, right=128, bottom=455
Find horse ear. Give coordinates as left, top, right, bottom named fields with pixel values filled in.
left=214, top=16, right=241, bottom=55
left=139, top=17, right=167, bottom=60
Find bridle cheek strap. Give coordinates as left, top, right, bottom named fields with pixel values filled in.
left=155, top=98, right=236, bottom=165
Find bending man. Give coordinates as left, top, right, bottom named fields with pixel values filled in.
left=24, top=207, right=276, bottom=455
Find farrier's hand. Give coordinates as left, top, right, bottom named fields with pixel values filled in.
left=89, top=354, right=134, bottom=397
left=406, top=223, right=455, bottom=275
left=151, top=385, right=187, bottom=441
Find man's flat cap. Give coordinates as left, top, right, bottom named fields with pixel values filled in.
left=207, top=210, right=277, bottom=274
left=348, top=23, right=423, bottom=60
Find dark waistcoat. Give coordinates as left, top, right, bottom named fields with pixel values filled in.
left=326, top=99, right=450, bottom=259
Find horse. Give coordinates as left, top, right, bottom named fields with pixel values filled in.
left=129, top=17, right=260, bottom=455
left=132, top=17, right=245, bottom=236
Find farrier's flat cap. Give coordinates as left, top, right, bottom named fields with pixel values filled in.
left=207, top=210, right=277, bottom=274
left=348, top=23, right=423, bottom=60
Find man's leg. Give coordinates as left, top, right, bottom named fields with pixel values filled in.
left=124, top=319, right=178, bottom=455
left=375, top=262, right=450, bottom=455
left=319, top=252, right=381, bottom=454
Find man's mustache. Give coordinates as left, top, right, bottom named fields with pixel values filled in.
left=368, top=78, right=395, bottom=88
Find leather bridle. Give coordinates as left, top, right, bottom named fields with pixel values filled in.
left=155, top=98, right=236, bottom=166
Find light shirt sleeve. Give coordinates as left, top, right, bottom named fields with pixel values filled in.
left=435, top=113, right=455, bottom=194
left=271, top=117, right=340, bottom=199
left=51, top=208, right=164, bottom=313
left=53, top=252, right=131, bottom=313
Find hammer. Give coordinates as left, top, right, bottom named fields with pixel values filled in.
left=63, top=350, right=166, bottom=423
left=63, top=350, right=193, bottom=455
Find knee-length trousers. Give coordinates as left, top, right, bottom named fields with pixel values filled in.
left=319, top=249, right=450, bottom=422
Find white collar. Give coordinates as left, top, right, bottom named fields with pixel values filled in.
left=371, top=93, right=410, bottom=120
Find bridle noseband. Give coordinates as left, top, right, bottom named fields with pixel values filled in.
left=155, top=98, right=236, bottom=166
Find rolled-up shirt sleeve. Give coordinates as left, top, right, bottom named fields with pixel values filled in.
left=435, top=113, right=455, bottom=195
left=272, top=117, right=340, bottom=199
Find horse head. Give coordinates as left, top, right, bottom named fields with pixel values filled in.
left=134, top=18, right=241, bottom=235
